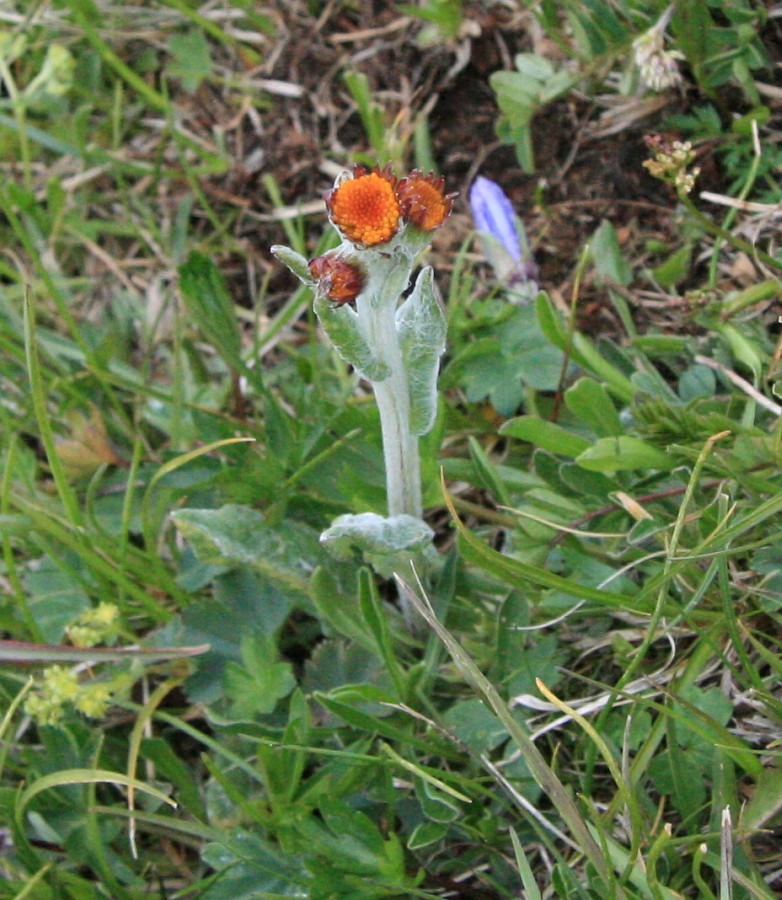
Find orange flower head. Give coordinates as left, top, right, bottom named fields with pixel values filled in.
left=327, top=166, right=401, bottom=246
left=396, top=170, right=454, bottom=232
left=308, top=254, right=364, bottom=306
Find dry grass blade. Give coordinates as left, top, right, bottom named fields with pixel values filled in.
left=394, top=572, right=620, bottom=894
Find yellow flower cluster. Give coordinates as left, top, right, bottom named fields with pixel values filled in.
left=24, top=665, right=122, bottom=726
left=24, top=603, right=125, bottom=727
left=67, top=601, right=120, bottom=648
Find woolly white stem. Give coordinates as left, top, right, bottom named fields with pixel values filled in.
left=357, top=258, right=422, bottom=519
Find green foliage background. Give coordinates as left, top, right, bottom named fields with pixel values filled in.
left=0, top=1, right=780, bottom=898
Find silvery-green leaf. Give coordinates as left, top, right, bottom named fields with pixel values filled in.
left=270, top=244, right=312, bottom=284
left=320, top=512, right=433, bottom=559
left=395, top=267, right=446, bottom=435
left=172, top=504, right=323, bottom=596
left=314, top=296, right=389, bottom=382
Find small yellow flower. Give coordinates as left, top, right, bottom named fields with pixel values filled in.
left=327, top=166, right=401, bottom=246
left=68, top=625, right=102, bottom=648
left=81, top=602, right=120, bottom=629
left=74, top=683, right=112, bottom=718
left=42, top=665, right=80, bottom=702
left=68, top=602, right=120, bottom=647
left=24, top=692, right=65, bottom=726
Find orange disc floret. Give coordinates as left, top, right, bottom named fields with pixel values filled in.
left=308, top=254, right=364, bottom=306
left=327, top=167, right=401, bottom=246
left=396, top=170, right=454, bottom=231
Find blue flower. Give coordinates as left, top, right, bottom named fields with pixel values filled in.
left=469, top=176, right=537, bottom=296
left=469, top=176, right=522, bottom=263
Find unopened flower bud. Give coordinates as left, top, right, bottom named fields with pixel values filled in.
left=308, top=254, right=365, bottom=306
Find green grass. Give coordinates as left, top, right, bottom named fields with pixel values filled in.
left=0, top=2, right=781, bottom=898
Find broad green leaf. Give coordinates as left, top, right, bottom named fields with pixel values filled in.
left=320, top=799, right=386, bottom=858
left=442, top=698, right=509, bottom=754
left=22, top=556, right=89, bottom=642
left=513, top=52, right=556, bottom=82
left=576, top=436, right=673, bottom=472
left=715, top=322, right=763, bottom=380
left=558, top=462, right=617, bottom=499
left=741, top=763, right=782, bottom=833
left=500, top=415, right=592, bottom=457
left=679, top=365, right=716, bottom=402
left=407, top=821, right=448, bottom=850
left=650, top=244, right=692, bottom=288
left=298, top=800, right=409, bottom=887
left=223, top=634, right=296, bottom=719
left=415, top=776, right=461, bottom=822
left=175, top=571, right=293, bottom=705
left=564, top=377, right=623, bottom=437
left=302, top=639, right=385, bottom=696
left=201, top=828, right=308, bottom=897
left=396, top=267, right=446, bottom=436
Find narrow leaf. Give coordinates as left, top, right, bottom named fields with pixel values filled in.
left=396, top=267, right=446, bottom=436
left=394, top=575, right=612, bottom=888
left=270, top=244, right=312, bottom=283
left=178, top=252, right=243, bottom=371
left=0, top=640, right=209, bottom=664
left=314, top=296, right=389, bottom=382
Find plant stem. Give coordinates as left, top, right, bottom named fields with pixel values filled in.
left=678, top=190, right=782, bottom=275
left=359, top=274, right=422, bottom=519
left=373, top=373, right=422, bottom=519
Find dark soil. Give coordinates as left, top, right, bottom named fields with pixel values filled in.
left=177, top=1, right=779, bottom=340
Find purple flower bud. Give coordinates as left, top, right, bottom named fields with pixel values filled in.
left=469, top=176, right=522, bottom=263
left=469, top=176, right=538, bottom=295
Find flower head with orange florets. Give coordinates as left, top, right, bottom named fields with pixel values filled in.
left=326, top=165, right=401, bottom=247
left=396, top=170, right=455, bottom=233
left=326, top=165, right=455, bottom=250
